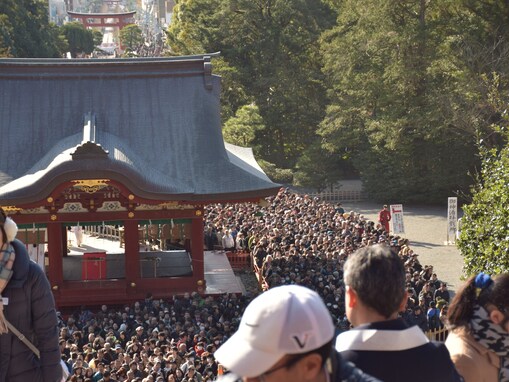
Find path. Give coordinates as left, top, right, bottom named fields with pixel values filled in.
left=343, top=202, right=464, bottom=292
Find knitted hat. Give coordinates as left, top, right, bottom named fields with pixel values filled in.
left=0, top=208, right=18, bottom=334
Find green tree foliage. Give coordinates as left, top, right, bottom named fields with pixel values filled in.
left=0, top=14, right=13, bottom=57
left=319, top=0, right=479, bottom=203
left=457, top=76, right=509, bottom=275
left=223, top=104, right=265, bottom=148
left=0, top=0, right=65, bottom=57
left=166, top=0, right=218, bottom=55
left=167, top=0, right=337, bottom=169
left=257, top=160, right=293, bottom=184
left=61, top=22, right=95, bottom=58
left=92, top=29, right=104, bottom=47
left=458, top=142, right=509, bottom=275
left=119, top=24, right=144, bottom=55
left=294, top=140, right=352, bottom=192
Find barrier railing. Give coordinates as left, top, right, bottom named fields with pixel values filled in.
left=225, top=251, right=251, bottom=270
left=83, top=225, right=122, bottom=242
left=425, top=326, right=449, bottom=342
left=307, top=190, right=365, bottom=202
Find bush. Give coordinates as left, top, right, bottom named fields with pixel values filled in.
left=258, top=160, right=293, bottom=184
left=457, top=144, right=509, bottom=275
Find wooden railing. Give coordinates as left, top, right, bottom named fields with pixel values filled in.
left=307, top=190, right=365, bottom=202
left=425, top=326, right=449, bottom=342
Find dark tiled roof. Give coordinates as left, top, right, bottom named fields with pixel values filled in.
left=0, top=55, right=279, bottom=204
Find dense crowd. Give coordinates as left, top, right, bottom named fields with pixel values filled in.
left=60, top=188, right=449, bottom=381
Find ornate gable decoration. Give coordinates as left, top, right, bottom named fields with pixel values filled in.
left=71, top=111, right=109, bottom=160
left=71, top=141, right=109, bottom=160
left=71, top=179, right=110, bottom=193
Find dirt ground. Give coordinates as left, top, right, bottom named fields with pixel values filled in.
left=343, top=202, right=465, bottom=293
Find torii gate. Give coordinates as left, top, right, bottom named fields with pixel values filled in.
left=67, top=10, right=136, bottom=30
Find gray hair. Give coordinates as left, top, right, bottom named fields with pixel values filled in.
left=344, top=244, right=406, bottom=318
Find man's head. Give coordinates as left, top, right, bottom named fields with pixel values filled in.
left=343, top=244, right=406, bottom=324
left=214, top=285, right=334, bottom=381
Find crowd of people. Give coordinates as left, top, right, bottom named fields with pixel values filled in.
left=205, top=188, right=449, bottom=330
left=1, top=188, right=506, bottom=382
left=52, top=188, right=456, bottom=382
left=58, top=292, right=251, bottom=382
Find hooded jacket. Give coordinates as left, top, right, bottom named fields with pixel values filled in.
left=0, top=239, right=62, bottom=382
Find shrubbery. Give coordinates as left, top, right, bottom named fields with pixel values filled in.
left=258, top=160, right=293, bottom=185
left=458, top=140, right=509, bottom=275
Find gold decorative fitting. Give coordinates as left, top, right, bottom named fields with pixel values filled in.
left=197, top=279, right=204, bottom=286
left=47, top=197, right=54, bottom=203
left=130, top=282, right=136, bottom=287
left=195, top=210, right=202, bottom=216
left=52, top=285, right=59, bottom=290
left=0, top=206, right=22, bottom=213
left=71, top=179, right=110, bottom=194
left=128, top=212, right=134, bottom=218
left=128, top=194, right=135, bottom=200
left=50, top=215, right=57, bottom=221
left=159, top=201, right=179, bottom=209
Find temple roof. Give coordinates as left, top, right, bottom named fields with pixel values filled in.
left=0, top=55, right=279, bottom=205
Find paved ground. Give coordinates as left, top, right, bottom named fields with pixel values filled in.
left=343, top=202, right=464, bottom=293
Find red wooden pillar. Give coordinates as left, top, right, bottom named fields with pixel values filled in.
left=191, top=214, right=204, bottom=285
left=124, top=219, right=140, bottom=295
left=47, top=222, right=63, bottom=288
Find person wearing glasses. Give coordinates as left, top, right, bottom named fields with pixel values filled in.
left=445, top=272, right=509, bottom=382
left=214, top=284, right=379, bottom=382
left=335, top=245, right=463, bottom=382
left=0, top=208, right=62, bottom=382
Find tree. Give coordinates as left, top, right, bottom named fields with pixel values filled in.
left=92, top=29, right=103, bottom=47
left=294, top=140, right=352, bottom=192
left=0, top=0, right=66, bottom=57
left=319, top=0, right=479, bottom=203
left=458, top=140, right=509, bottom=275
left=0, top=14, right=13, bottom=57
left=214, top=0, right=336, bottom=168
left=166, top=0, right=218, bottom=55
left=167, top=0, right=337, bottom=169
left=119, top=24, right=144, bottom=55
left=457, top=76, right=509, bottom=275
left=61, top=22, right=95, bottom=58
left=222, top=103, right=265, bottom=148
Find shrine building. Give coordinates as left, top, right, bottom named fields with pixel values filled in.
left=0, top=55, right=279, bottom=307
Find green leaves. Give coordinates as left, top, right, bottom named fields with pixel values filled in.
left=119, top=24, right=144, bottom=55
left=168, top=0, right=336, bottom=169
left=0, top=0, right=65, bottom=57
left=60, top=21, right=95, bottom=58
left=223, top=104, right=265, bottom=148
left=319, top=0, right=478, bottom=203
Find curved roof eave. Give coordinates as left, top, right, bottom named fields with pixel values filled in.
left=0, top=160, right=280, bottom=206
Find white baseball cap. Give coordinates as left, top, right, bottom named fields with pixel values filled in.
left=214, top=285, right=334, bottom=378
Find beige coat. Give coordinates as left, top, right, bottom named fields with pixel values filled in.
left=445, top=327, right=500, bottom=382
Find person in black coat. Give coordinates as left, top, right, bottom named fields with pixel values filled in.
left=215, top=285, right=380, bottom=382
left=0, top=210, right=62, bottom=382
left=335, top=245, right=463, bottom=382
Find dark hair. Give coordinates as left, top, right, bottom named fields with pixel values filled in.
left=288, top=339, right=333, bottom=369
left=344, top=244, right=405, bottom=318
left=447, top=273, right=509, bottom=329
left=0, top=207, right=7, bottom=244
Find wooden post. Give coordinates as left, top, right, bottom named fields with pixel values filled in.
left=191, top=215, right=204, bottom=282
left=124, top=219, right=140, bottom=294
left=47, top=222, right=63, bottom=287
